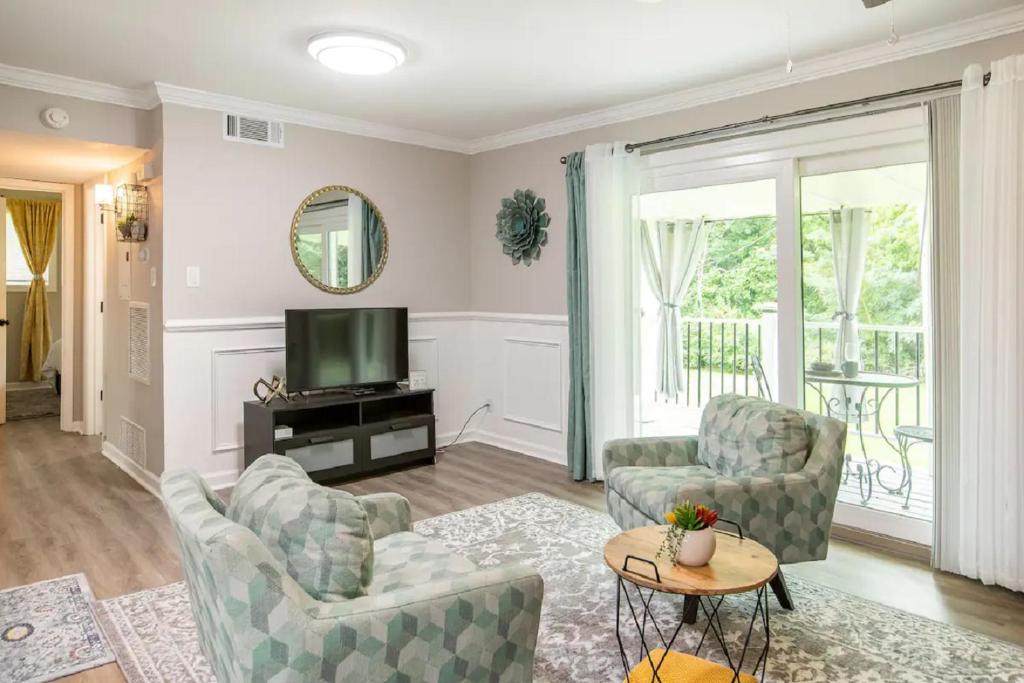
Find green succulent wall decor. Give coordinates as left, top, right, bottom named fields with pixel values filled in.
left=495, top=189, right=550, bottom=266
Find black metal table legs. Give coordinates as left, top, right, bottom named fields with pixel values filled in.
left=615, top=577, right=771, bottom=683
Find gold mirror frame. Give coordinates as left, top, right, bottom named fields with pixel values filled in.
left=290, top=185, right=390, bottom=295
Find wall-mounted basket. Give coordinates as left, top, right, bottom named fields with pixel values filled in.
left=115, top=184, right=149, bottom=242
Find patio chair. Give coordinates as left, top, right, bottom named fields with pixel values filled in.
left=749, top=354, right=773, bottom=401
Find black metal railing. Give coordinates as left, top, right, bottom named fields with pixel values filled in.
left=804, top=322, right=927, bottom=433
left=675, top=319, right=928, bottom=435
left=680, top=318, right=764, bottom=407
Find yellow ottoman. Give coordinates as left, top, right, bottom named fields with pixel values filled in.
left=623, top=649, right=758, bottom=683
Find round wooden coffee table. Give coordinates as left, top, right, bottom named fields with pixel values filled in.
left=604, top=525, right=778, bottom=682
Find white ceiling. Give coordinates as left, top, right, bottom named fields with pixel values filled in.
left=0, top=0, right=1021, bottom=143
left=0, top=130, right=145, bottom=183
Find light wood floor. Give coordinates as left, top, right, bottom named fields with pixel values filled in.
left=2, top=417, right=1022, bottom=683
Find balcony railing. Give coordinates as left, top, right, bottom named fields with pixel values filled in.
left=804, top=321, right=927, bottom=434
left=680, top=317, right=765, bottom=407
left=676, top=317, right=927, bottom=432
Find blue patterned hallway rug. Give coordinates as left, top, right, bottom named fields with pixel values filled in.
left=0, top=574, right=114, bottom=682
left=95, top=493, right=1024, bottom=683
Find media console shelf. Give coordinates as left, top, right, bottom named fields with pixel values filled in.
left=243, top=388, right=436, bottom=484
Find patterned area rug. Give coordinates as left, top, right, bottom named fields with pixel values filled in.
left=0, top=574, right=114, bottom=682
left=95, top=493, right=1024, bottom=682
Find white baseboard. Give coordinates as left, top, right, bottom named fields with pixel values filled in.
left=468, top=429, right=566, bottom=466
left=69, top=420, right=85, bottom=435
left=101, top=441, right=161, bottom=498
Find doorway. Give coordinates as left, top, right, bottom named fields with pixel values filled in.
left=0, top=179, right=75, bottom=429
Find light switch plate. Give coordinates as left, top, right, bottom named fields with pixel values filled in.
left=186, top=266, right=200, bottom=288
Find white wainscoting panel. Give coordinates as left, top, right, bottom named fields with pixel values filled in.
left=211, top=346, right=285, bottom=453
left=163, top=315, right=485, bottom=486
left=502, top=338, right=562, bottom=432
left=408, top=336, right=440, bottom=412
left=470, top=317, right=569, bottom=465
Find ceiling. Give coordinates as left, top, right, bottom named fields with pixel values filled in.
left=0, top=130, right=145, bottom=183
left=0, top=0, right=1020, bottom=143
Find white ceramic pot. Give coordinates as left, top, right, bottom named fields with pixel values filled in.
left=675, top=527, right=717, bottom=567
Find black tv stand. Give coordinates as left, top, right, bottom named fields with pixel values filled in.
left=243, top=387, right=435, bottom=484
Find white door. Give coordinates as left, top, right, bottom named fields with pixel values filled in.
left=0, top=195, right=7, bottom=425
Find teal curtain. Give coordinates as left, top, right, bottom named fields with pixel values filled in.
left=565, top=151, right=592, bottom=480
left=362, top=202, right=383, bottom=277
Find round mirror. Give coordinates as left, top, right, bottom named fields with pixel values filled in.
left=291, top=185, right=388, bottom=294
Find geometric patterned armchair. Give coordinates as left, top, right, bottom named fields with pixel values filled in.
left=161, top=470, right=544, bottom=683
left=603, top=394, right=846, bottom=612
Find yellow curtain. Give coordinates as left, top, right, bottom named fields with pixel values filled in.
left=7, top=199, right=59, bottom=381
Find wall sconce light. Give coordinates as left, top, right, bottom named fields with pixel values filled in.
left=95, top=183, right=114, bottom=207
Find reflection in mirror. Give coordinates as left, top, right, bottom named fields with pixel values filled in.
left=292, top=187, right=387, bottom=293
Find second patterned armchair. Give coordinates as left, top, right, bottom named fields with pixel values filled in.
left=603, top=394, right=846, bottom=613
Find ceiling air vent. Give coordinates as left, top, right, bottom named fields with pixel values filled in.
left=224, top=113, right=284, bottom=147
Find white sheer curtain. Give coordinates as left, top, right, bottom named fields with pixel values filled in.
left=585, top=142, right=641, bottom=480
left=829, top=207, right=870, bottom=368
left=925, top=94, right=962, bottom=573
left=640, top=218, right=708, bottom=400
left=958, top=56, right=1024, bottom=592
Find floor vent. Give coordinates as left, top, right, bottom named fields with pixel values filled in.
left=224, top=113, right=284, bottom=147
left=120, top=417, right=147, bottom=469
left=128, top=301, right=150, bottom=384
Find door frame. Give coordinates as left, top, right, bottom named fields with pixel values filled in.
left=83, top=185, right=106, bottom=437
left=0, top=177, right=77, bottom=432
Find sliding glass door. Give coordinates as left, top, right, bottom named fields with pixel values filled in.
left=799, top=159, right=932, bottom=543
left=636, top=175, right=783, bottom=436
left=635, top=109, right=931, bottom=543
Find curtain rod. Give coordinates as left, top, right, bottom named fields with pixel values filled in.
left=558, top=73, right=988, bottom=164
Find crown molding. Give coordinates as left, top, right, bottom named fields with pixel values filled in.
left=464, top=4, right=1024, bottom=154
left=1, top=5, right=1021, bottom=156
left=153, top=82, right=472, bottom=153
left=0, top=62, right=158, bottom=109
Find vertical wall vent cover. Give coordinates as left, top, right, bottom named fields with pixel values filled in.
left=120, top=417, right=147, bottom=469
left=224, top=113, right=284, bottom=147
left=128, top=301, right=150, bottom=384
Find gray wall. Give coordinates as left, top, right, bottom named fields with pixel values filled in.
left=467, top=31, right=1024, bottom=315
left=161, top=104, right=471, bottom=320
left=101, top=145, right=164, bottom=474
left=0, top=85, right=158, bottom=150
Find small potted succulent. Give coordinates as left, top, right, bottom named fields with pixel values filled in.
left=657, top=501, right=719, bottom=567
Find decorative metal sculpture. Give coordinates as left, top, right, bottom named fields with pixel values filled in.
left=495, top=189, right=550, bottom=266
left=253, top=376, right=290, bottom=404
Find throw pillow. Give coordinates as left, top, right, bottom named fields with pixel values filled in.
left=226, top=454, right=373, bottom=601
left=697, top=394, right=810, bottom=477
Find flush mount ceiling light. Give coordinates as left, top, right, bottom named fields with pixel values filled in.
left=307, top=33, right=406, bottom=75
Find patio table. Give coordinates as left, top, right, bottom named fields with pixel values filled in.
left=804, top=370, right=921, bottom=505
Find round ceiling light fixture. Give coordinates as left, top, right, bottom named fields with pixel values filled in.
left=307, top=32, right=406, bottom=75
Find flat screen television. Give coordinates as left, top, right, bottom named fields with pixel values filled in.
left=285, top=307, right=409, bottom=392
